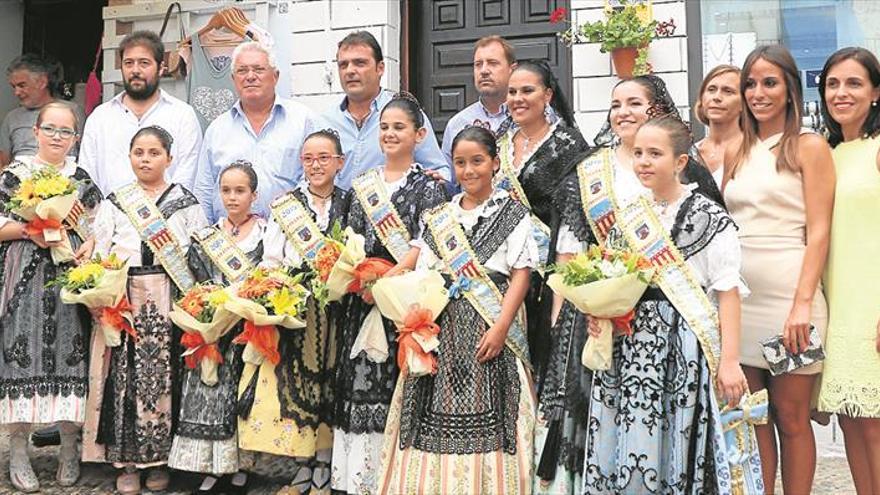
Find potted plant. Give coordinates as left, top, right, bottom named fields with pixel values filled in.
left=552, top=1, right=676, bottom=78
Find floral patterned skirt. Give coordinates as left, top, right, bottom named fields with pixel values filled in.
left=0, top=240, right=89, bottom=425
left=583, top=299, right=726, bottom=494
left=83, top=268, right=176, bottom=468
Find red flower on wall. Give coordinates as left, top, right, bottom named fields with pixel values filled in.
left=550, top=7, right=568, bottom=24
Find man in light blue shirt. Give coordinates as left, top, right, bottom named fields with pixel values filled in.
left=321, top=31, right=449, bottom=189
left=194, top=42, right=316, bottom=223
left=441, top=36, right=517, bottom=166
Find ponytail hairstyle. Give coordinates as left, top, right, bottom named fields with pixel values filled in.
left=451, top=125, right=498, bottom=159
left=512, top=60, right=576, bottom=127
left=304, top=128, right=344, bottom=155
left=381, top=91, right=425, bottom=129
left=733, top=44, right=803, bottom=177
left=130, top=125, right=174, bottom=155
left=220, top=159, right=259, bottom=192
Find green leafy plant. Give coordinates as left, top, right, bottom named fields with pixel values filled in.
left=568, top=2, right=657, bottom=53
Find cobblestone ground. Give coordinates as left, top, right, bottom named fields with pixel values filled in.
left=0, top=426, right=859, bottom=494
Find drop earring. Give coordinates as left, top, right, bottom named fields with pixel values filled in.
left=873, top=100, right=878, bottom=107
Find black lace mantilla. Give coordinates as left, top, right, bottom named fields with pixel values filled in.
left=671, top=192, right=736, bottom=260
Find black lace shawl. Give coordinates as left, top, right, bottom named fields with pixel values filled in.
left=516, top=124, right=593, bottom=376
left=290, top=185, right=352, bottom=236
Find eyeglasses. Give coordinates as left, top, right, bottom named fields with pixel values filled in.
left=233, top=65, right=269, bottom=77
left=38, top=124, right=76, bottom=139
left=301, top=154, right=342, bottom=167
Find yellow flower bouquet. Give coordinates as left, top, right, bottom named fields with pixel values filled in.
left=169, top=284, right=241, bottom=386
left=225, top=267, right=309, bottom=365
left=370, top=270, right=449, bottom=376
left=6, top=167, right=79, bottom=264
left=547, top=246, right=654, bottom=371
left=52, top=253, right=132, bottom=347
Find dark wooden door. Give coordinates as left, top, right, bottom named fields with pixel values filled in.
left=409, top=0, right=571, bottom=141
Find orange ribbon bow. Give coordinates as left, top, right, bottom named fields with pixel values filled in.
left=24, top=217, right=62, bottom=237
left=397, top=306, right=441, bottom=375
left=233, top=321, right=280, bottom=365
left=181, top=332, right=224, bottom=369
left=610, top=310, right=636, bottom=337
left=101, top=298, right=137, bottom=341
left=347, top=257, right=395, bottom=294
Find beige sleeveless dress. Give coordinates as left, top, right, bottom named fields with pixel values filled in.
left=724, top=132, right=828, bottom=374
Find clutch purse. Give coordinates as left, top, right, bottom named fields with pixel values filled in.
left=760, top=325, right=825, bottom=376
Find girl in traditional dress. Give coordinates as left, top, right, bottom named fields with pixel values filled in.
left=493, top=60, right=591, bottom=495
left=332, top=93, right=448, bottom=494
left=86, top=125, right=208, bottom=494
left=817, top=47, right=880, bottom=493
left=380, top=125, right=538, bottom=494
left=249, top=129, right=349, bottom=494
left=0, top=102, right=101, bottom=491
left=584, top=115, right=756, bottom=494
left=724, top=45, right=835, bottom=494
left=168, top=161, right=264, bottom=493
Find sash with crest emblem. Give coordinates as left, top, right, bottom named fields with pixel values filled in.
left=269, top=191, right=329, bottom=268
left=114, top=183, right=195, bottom=291
left=191, top=225, right=253, bottom=284
left=423, top=203, right=530, bottom=365
left=351, top=168, right=412, bottom=262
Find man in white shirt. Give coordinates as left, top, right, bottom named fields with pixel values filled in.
left=193, top=41, right=316, bottom=223
left=79, top=31, right=202, bottom=196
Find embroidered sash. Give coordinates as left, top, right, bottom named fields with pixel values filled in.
left=423, top=203, right=530, bottom=365
left=191, top=225, right=253, bottom=284
left=616, top=197, right=765, bottom=494
left=494, top=134, right=551, bottom=269
left=576, top=147, right=618, bottom=245
left=269, top=191, right=328, bottom=268
left=115, top=183, right=195, bottom=291
left=351, top=168, right=411, bottom=262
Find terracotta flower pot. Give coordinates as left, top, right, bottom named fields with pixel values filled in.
left=611, top=47, right=639, bottom=79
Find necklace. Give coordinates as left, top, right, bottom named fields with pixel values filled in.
left=308, top=186, right=333, bottom=200
left=519, top=124, right=549, bottom=153
left=228, top=214, right=254, bottom=237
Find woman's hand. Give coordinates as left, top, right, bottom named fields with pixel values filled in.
left=717, top=358, right=748, bottom=408
left=587, top=317, right=602, bottom=338
left=74, top=237, right=96, bottom=265
left=360, top=288, right=375, bottom=305
left=783, top=299, right=812, bottom=354
left=476, top=323, right=507, bottom=363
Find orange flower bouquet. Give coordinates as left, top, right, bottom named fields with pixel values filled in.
left=309, top=220, right=346, bottom=308
left=53, top=253, right=133, bottom=347
left=169, top=284, right=240, bottom=386
left=225, top=267, right=309, bottom=365
left=6, top=167, right=80, bottom=264
left=547, top=246, right=654, bottom=370
left=371, top=270, right=449, bottom=376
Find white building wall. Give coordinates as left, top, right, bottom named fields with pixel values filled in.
left=287, top=0, right=401, bottom=114
left=570, top=0, right=690, bottom=144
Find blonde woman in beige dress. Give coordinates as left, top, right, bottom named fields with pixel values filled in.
left=724, top=45, right=835, bottom=494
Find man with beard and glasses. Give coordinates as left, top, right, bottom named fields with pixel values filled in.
left=79, top=30, right=202, bottom=195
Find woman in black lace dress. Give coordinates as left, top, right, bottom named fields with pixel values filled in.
left=493, top=60, right=594, bottom=494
